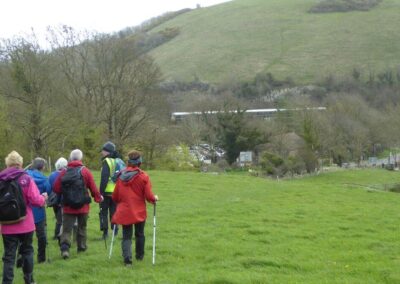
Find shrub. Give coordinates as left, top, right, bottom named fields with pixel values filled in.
left=260, top=152, right=288, bottom=177
left=156, top=144, right=200, bottom=171
left=386, top=184, right=400, bottom=193
left=259, top=150, right=319, bottom=177
left=309, top=0, right=383, bottom=13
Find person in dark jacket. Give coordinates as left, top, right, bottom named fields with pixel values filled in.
left=99, top=141, right=120, bottom=239
left=0, top=151, right=47, bottom=284
left=53, top=149, right=103, bottom=259
left=48, top=157, right=68, bottom=240
left=112, top=150, right=158, bottom=266
left=26, top=157, right=51, bottom=263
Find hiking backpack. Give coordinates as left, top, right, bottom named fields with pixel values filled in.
left=61, top=167, right=91, bottom=209
left=0, top=174, right=27, bottom=224
left=109, top=158, right=126, bottom=183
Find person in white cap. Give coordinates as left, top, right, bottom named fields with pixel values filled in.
left=48, top=157, right=68, bottom=240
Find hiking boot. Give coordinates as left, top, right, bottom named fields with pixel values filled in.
left=77, top=247, right=87, bottom=253
left=124, top=257, right=132, bottom=266
left=23, top=273, right=35, bottom=284
left=61, top=250, right=69, bottom=259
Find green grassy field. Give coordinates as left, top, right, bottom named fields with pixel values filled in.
left=1, top=169, right=400, bottom=283
left=149, top=0, right=400, bottom=84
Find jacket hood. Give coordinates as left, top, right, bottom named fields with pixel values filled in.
left=0, top=167, right=25, bottom=181
left=26, top=169, right=48, bottom=188
left=102, top=151, right=121, bottom=161
left=67, top=160, right=84, bottom=167
left=119, top=169, right=140, bottom=182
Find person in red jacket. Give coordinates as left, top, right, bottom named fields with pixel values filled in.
left=112, top=150, right=158, bottom=266
left=53, top=149, right=103, bottom=259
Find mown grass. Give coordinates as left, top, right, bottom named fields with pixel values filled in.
left=150, top=0, right=400, bottom=83
left=1, top=168, right=400, bottom=283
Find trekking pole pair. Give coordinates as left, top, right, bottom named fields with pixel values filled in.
left=108, top=203, right=157, bottom=265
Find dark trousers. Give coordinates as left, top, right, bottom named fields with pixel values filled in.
left=53, top=206, right=62, bottom=238
left=35, top=220, right=47, bottom=262
left=2, top=232, right=34, bottom=284
left=99, top=196, right=117, bottom=234
left=121, top=222, right=145, bottom=261
left=60, top=213, right=88, bottom=252
left=16, top=220, right=46, bottom=265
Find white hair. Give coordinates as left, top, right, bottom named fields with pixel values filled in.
left=55, top=157, right=68, bottom=171
left=5, top=151, right=23, bottom=167
left=69, top=149, right=83, bottom=161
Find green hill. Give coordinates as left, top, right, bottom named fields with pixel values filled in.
left=149, top=0, right=400, bottom=84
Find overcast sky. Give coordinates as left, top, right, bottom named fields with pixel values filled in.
left=0, top=0, right=231, bottom=39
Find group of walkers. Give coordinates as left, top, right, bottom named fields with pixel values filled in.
left=0, top=142, right=158, bottom=284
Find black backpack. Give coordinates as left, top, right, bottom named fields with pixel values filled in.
left=61, top=167, right=91, bottom=209
left=0, top=173, right=27, bottom=224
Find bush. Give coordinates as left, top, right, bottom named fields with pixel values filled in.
left=298, top=148, right=319, bottom=173
left=260, top=152, right=288, bottom=177
left=155, top=144, right=200, bottom=171
left=309, top=0, right=383, bottom=13
left=386, top=184, right=400, bottom=193
left=199, top=159, right=230, bottom=173
left=259, top=150, right=319, bottom=177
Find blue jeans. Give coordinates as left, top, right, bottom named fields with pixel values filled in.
left=1, top=232, right=34, bottom=284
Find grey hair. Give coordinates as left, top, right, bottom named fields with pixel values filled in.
left=69, top=149, right=83, bottom=161
left=55, top=157, right=68, bottom=171
left=32, top=157, right=46, bottom=171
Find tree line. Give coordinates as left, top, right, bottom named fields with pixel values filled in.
left=166, top=67, right=400, bottom=175
left=1, top=27, right=399, bottom=175
left=0, top=27, right=170, bottom=169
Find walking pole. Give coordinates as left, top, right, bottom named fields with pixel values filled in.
left=108, top=224, right=117, bottom=259
left=152, top=203, right=156, bottom=265
left=99, top=207, right=107, bottom=249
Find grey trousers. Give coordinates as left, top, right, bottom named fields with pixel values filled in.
left=60, top=213, right=88, bottom=252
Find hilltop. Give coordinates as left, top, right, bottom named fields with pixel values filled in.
left=148, top=0, right=400, bottom=84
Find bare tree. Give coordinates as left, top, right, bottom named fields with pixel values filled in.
left=48, top=27, right=163, bottom=149
left=0, top=35, right=62, bottom=156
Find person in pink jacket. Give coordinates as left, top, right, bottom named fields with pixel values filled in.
left=0, top=151, right=47, bottom=284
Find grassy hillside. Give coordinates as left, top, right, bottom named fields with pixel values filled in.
left=149, top=0, right=400, bottom=84
left=2, top=169, right=399, bottom=283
